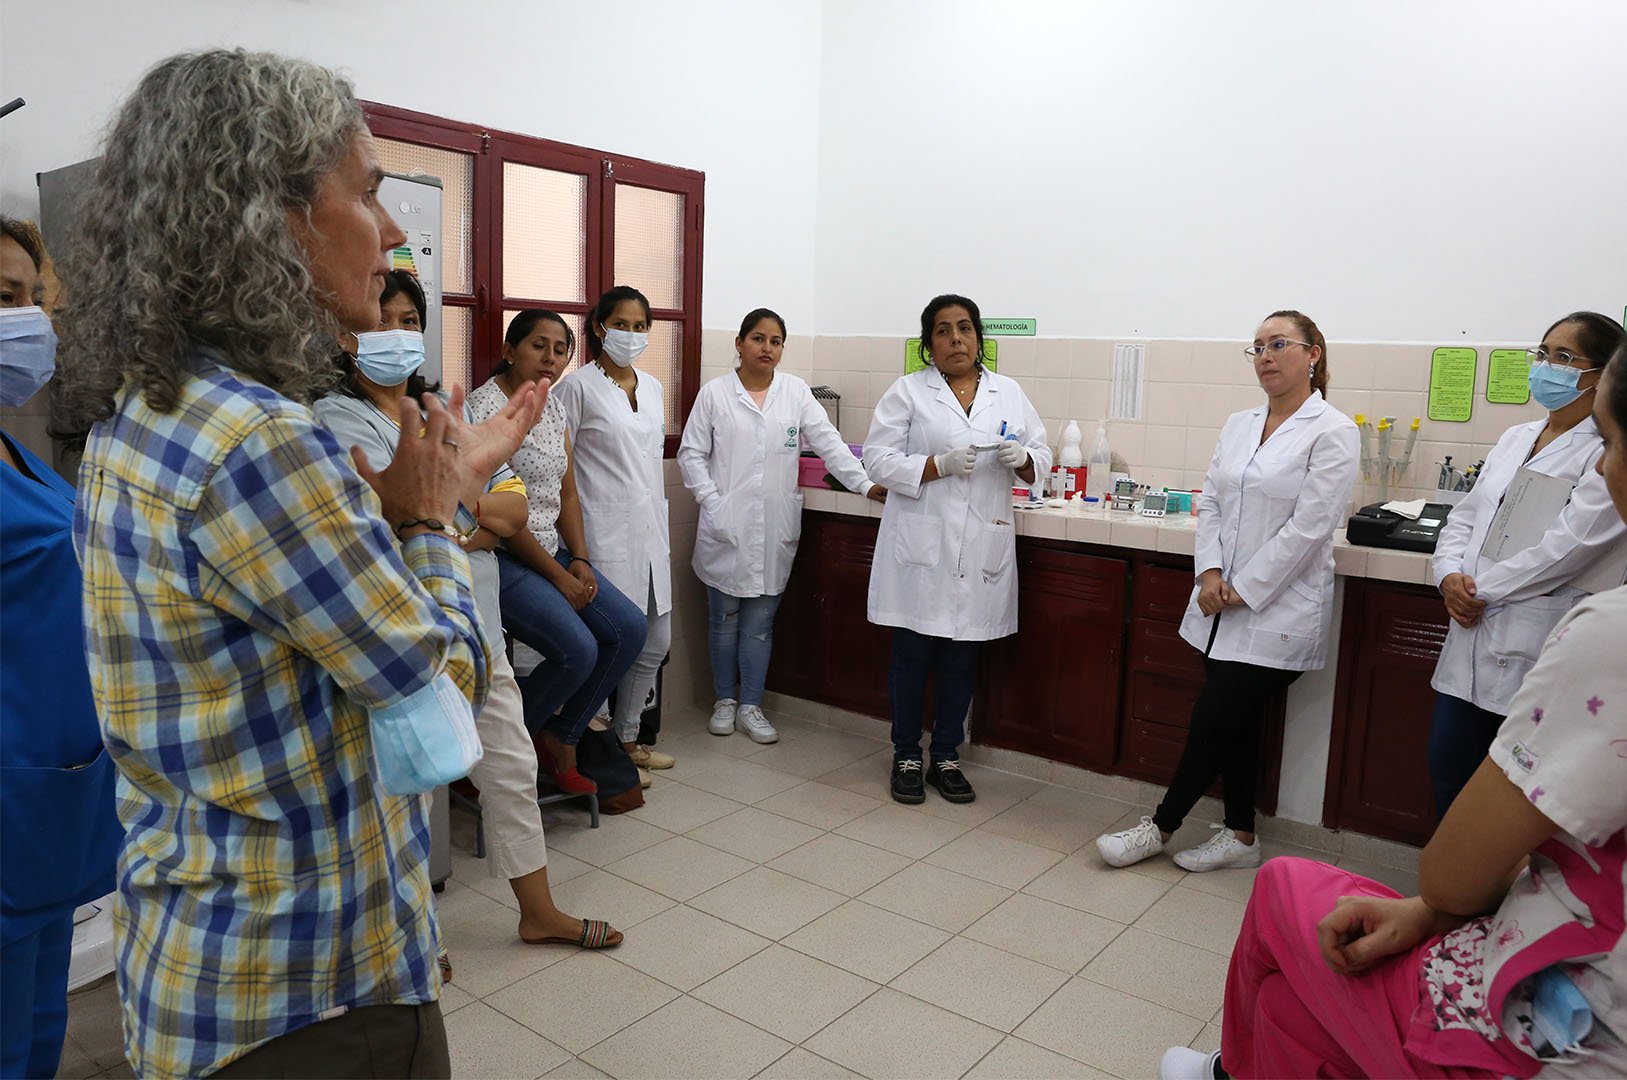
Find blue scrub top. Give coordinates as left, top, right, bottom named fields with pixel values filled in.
left=0, top=431, right=120, bottom=942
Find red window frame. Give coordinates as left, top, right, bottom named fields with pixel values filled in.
left=361, top=101, right=704, bottom=455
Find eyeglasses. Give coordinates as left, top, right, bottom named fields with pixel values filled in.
left=1526, top=347, right=1598, bottom=372
left=1242, top=338, right=1312, bottom=360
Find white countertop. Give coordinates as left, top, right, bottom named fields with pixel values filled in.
left=798, top=485, right=1436, bottom=586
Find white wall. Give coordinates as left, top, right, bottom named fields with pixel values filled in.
left=815, top=0, right=1627, bottom=342
left=0, top=0, right=824, bottom=331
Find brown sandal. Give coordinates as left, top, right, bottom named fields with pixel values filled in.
left=521, top=918, right=622, bottom=949
left=438, top=949, right=453, bottom=983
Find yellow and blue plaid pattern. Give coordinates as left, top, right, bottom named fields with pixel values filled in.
left=74, top=358, right=489, bottom=1077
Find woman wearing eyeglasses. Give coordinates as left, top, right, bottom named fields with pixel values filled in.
left=1426, top=311, right=1627, bottom=819
left=1097, top=310, right=1358, bottom=874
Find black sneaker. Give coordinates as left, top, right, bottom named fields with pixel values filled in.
left=926, top=758, right=976, bottom=803
left=890, top=758, right=925, bottom=804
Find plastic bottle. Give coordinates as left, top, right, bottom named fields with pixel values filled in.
left=1058, top=421, right=1084, bottom=467
left=1084, top=423, right=1112, bottom=502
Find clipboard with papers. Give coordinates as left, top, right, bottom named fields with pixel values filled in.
left=1480, top=466, right=1627, bottom=593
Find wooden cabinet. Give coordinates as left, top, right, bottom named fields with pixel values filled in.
left=1324, top=578, right=1448, bottom=846
left=974, top=543, right=1128, bottom=771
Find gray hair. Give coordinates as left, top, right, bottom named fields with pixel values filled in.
left=52, top=49, right=365, bottom=444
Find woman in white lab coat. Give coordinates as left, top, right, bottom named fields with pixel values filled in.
left=865, top=294, right=1051, bottom=805
left=552, top=286, right=675, bottom=777
left=679, top=308, right=884, bottom=745
left=1427, top=311, right=1627, bottom=818
left=1097, top=310, right=1358, bottom=874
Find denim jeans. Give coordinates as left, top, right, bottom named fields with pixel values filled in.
left=888, top=628, right=981, bottom=762
left=706, top=587, right=784, bottom=706
left=0, top=910, right=73, bottom=1079
left=495, top=549, right=647, bottom=746
left=1428, top=692, right=1506, bottom=821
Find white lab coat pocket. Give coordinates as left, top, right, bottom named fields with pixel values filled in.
left=1249, top=577, right=1322, bottom=667
left=774, top=491, right=805, bottom=548
left=1482, top=595, right=1575, bottom=665
left=893, top=513, right=942, bottom=569
left=979, top=519, right=1016, bottom=583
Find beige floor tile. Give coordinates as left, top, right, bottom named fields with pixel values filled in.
left=752, top=1047, right=863, bottom=1079
left=486, top=950, right=678, bottom=1054
left=541, top=850, right=596, bottom=886
left=544, top=814, right=674, bottom=867
left=913, top=764, right=1043, bottom=826
left=768, top=833, right=912, bottom=896
left=624, top=781, right=746, bottom=833
left=681, top=756, right=809, bottom=803
left=433, top=875, right=509, bottom=927
left=1024, top=850, right=1175, bottom=923
left=980, top=789, right=1132, bottom=853
left=439, top=980, right=478, bottom=1015
left=925, top=829, right=1065, bottom=890
left=1137, top=885, right=1247, bottom=955
left=435, top=894, right=574, bottom=997
left=92, top=1063, right=136, bottom=1080
left=1015, top=977, right=1203, bottom=1079
left=540, top=1058, right=611, bottom=1079
left=963, top=1036, right=1116, bottom=1079
left=746, top=730, right=890, bottom=780
left=808, top=749, right=897, bottom=799
left=859, top=862, right=1012, bottom=933
left=963, top=893, right=1128, bottom=973
left=689, top=866, right=847, bottom=939
left=783, top=900, right=951, bottom=983
left=64, top=978, right=126, bottom=1071
left=804, top=987, right=1003, bottom=1080
left=1335, top=856, right=1419, bottom=897
left=55, top=1037, right=101, bottom=1080
left=547, top=868, right=677, bottom=931
left=443, top=1001, right=571, bottom=1079
left=452, top=851, right=519, bottom=911
left=606, top=903, right=770, bottom=991
left=603, top=835, right=755, bottom=901
left=1080, top=927, right=1230, bottom=1019
left=892, top=937, right=1070, bottom=1032
left=756, top=781, right=886, bottom=830
left=692, top=943, right=880, bottom=1042
left=833, top=803, right=971, bottom=858
left=654, top=730, right=760, bottom=766
left=686, top=806, right=825, bottom=864
left=1192, top=1020, right=1223, bottom=1054
left=580, top=996, right=791, bottom=1080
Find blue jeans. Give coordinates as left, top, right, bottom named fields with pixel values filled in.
left=706, top=587, right=783, bottom=706
left=1428, top=692, right=1506, bottom=821
left=0, top=909, right=74, bottom=1079
left=888, top=628, right=980, bottom=762
left=496, top=549, right=647, bottom=746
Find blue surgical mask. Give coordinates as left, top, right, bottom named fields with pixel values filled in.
left=1529, top=363, right=1594, bottom=411
left=0, top=306, right=59, bottom=407
left=354, top=329, right=426, bottom=387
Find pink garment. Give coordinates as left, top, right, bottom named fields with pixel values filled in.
left=1223, top=857, right=1501, bottom=1079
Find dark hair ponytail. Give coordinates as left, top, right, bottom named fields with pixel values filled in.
left=585, top=285, right=651, bottom=360
left=494, top=309, right=576, bottom=376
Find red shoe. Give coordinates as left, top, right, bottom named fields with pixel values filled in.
left=536, top=737, right=598, bottom=795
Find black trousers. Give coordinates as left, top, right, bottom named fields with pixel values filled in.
left=1152, top=657, right=1300, bottom=835
left=212, top=1002, right=449, bottom=1079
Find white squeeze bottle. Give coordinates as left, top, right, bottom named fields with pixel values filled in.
left=1085, top=422, right=1112, bottom=502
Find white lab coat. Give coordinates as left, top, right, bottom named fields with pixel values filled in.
left=1430, top=417, right=1626, bottom=713
left=678, top=370, right=872, bottom=598
left=1179, top=392, right=1359, bottom=670
left=864, top=365, right=1052, bottom=641
left=552, top=364, right=672, bottom=616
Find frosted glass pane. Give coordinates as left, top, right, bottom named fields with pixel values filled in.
left=502, top=309, right=584, bottom=380
left=441, top=305, right=472, bottom=392
left=632, top=320, right=682, bottom=433
left=373, top=138, right=474, bottom=295
left=504, top=163, right=587, bottom=302
left=614, top=185, right=684, bottom=311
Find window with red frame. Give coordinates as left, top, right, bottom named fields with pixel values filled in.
left=364, top=102, right=704, bottom=452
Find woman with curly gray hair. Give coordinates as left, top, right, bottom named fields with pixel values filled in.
left=53, top=49, right=546, bottom=1078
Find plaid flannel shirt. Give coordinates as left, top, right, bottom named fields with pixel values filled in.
left=74, top=357, right=488, bottom=1077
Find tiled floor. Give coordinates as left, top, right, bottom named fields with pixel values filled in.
left=57, top=705, right=1420, bottom=1079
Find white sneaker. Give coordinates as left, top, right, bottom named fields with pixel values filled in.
left=1173, top=825, right=1261, bottom=872
left=1158, top=1046, right=1221, bottom=1080
left=734, top=704, right=779, bottom=744
left=1096, top=816, right=1167, bottom=868
left=708, top=698, right=738, bottom=736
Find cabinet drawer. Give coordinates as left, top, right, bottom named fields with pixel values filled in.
left=1135, top=564, right=1197, bottom=622
left=1128, top=618, right=1206, bottom=681
left=1126, top=668, right=1203, bottom=732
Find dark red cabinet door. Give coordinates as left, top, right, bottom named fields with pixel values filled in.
left=1325, top=579, right=1449, bottom=846
left=975, top=543, right=1129, bottom=771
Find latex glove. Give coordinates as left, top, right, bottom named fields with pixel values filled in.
left=934, top=446, right=978, bottom=477
left=995, top=440, right=1029, bottom=470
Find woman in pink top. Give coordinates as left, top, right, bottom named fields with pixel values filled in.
left=1159, top=339, right=1627, bottom=1079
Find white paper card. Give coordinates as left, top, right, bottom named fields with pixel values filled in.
left=1111, top=343, right=1145, bottom=420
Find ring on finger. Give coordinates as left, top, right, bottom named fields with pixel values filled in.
left=442, top=439, right=460, bottom=451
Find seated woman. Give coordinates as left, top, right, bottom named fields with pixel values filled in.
left=315, top=273, right=621, bottom=951
left=1158, top=340, right=1627, bottom=1079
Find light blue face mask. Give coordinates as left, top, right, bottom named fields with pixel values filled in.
left=0, top=306, right=59, bottom=407
left=1528, top=363, right=1595, bottom=411
left=354, top=329, right=426, bottom=387
left=369, top=672, right=484, bottom=796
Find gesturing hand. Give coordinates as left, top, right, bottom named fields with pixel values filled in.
left=444, top=380, right=550, bottom=507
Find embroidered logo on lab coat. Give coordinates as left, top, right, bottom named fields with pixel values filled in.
left=784, top=425, right=798, bottom=448
left=1509, top=741, right=1540, bottom=774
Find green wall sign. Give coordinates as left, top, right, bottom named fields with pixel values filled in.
left=1428, top=347, right=1477, bottom=422
left=981, top=318, right=1036, bottom=336
left=905, top=338, right=998, bottom=373
left=1486, top=348, right=1531, bottom=405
